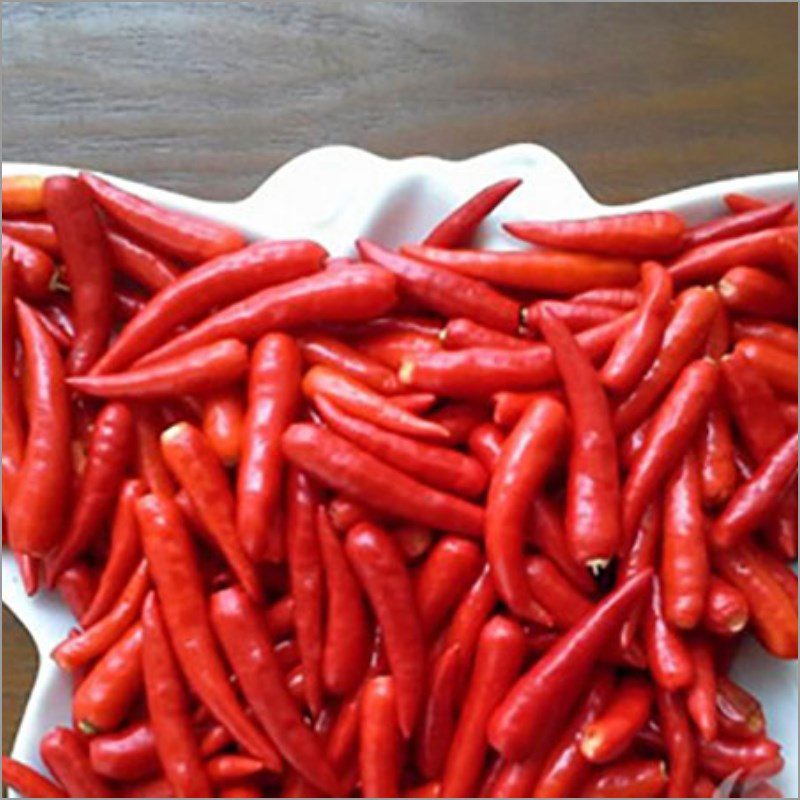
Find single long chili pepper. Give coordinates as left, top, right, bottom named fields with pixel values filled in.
left=2, top=250, right=24, bottom=514
left=1, top=755, right=65, bottom=798
left=539, top=307, right=622, bottom=569
left=55, top=563, right=98, bottom=621
left=525, top=555, right=594, bottom=629
left=400, top=312, right=629, bottom=397
left=702, top=576, right=749, bottom=636
left=403, top=242, right=639, bottom=293
left=107, top=229, right=180, bottom=292
left=299, top=332, right=402, bottom=393
left=467, top=421, right=505, bottom=471
left=80, top=171, right=246, bottom=262
left=135, top=494, right=280, bottom=767
left=209, top=586, right=341, bottom=795
left=5, top=219, right=63, bottom=255
left=580, top=674, right=653, bottom=764
left=414, top=536, right=484, bottom=637
left=134, top=406, right=176, bottom=496
left=324, top=696, right=360, bottom=795
left=304, top=364, right=450, bottom=441
left=423, top=177, right=521, bottom=247
left=712, top=542, right=798, bottom=658
left=442, top=615, right=528, bottom=797
left=3, top=174, right=45, bottom=214
left=523, top=298, right=623, bottom=335
left=161, top=421, right=262, bottom=599
left=345, top=522, right=426, bottom=737
left=725, top=192, right=793, bottom=214
left=46, top=402, right=134, bottom=583
left=358, top=676, right=402, bottom=798
left=488, top=568, right=653, bottom=762
left=73, top=622, right=143, bottom=733
left=89, top=721, right=160, bottom=781
left=736, top=337, right=797, bottom=397
left=718, top=266, right=796, bottom=320
left=201, top=387, right=244, bottom=466
left=580, top=757, right=668, bottom=798
left=644, top=575, right=694, bottom=690
left=622, top=358, right=718, bottom=543
left=69, top=338, right=249, bottom=399
left=686, top=637, right=718, bottom=743
left=683, top=200, right=793, bottom=248
left=716, top=676, right=766, bottom=740
left=282, top=423, right=484, bottom=537
left=601, top=260, right=673, bottom=394
left=139, top=263, right=397, bottom=365
left=8, top=301, right=71, bottom=557
left=531, top=669, right=616, bottom=798
left=656, top=687, right=697, bottom=798
left=359, top=238, right=520, bottom=333
left=93, top=239, right=324, bottom=374
left=39, top=726, right=112, bottom=798
left=314, top=393, right=487, bottom=497
left=571, top=286, right=640, bottom=309
left=669, top=226, right=788, bottom=284
left=318, top=508, right=371, bottom=696
left=698, top=401, right=737, bottom=508
left=698, top=736, right=783, bottom=783
left=2, top=233, right=56, bottom=299
left=441, top=317, right=531, bottom=351
left=710, top=433, right=797, bottom=549
left=732, top=317, right=798, bottom=353
left=614, top=286, right=719, bottom=435
left=44, top=176, right=114, bottom=374
left=486, top=394, right=567, bottom=621
left=425, top=401, right=488, bottom=443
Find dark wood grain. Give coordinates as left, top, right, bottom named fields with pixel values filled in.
left=2, top=0, right=797, bottom=756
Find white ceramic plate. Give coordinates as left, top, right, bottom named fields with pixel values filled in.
left=3, top=144, right=797, bottom=796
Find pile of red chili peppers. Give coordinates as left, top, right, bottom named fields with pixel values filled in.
left=2, top=170, right=797, bottom=798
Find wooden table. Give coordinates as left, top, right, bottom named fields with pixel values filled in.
left=3, top=0, right=797, bottom=756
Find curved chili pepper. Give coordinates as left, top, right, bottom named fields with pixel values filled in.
left=736, top=337, right=797, bottom=397
left=442, top=317, right=531, bottom=350
left=525, top=555, right=594, bottom=629
left=703, top=576, right=749, bottom=636
left=135, top=494, right=280, bottom=766
left=304, top=364, right=449, bottom=442
left=133, top=406, right=176, bottom=496
left=209, top=585, right=341, bottom=795
left=73, top=622, right=143, bottom=733
left=580, top=757, right=668, bottom=798
left=656, top=687, right=697, bottom=797
left=40, top=726, right=112, bottom=798
left=285, top=468, right=324, bottom=715
left=403, top=242, right=639, bottom=293
left=571, top=286, right=640, bottom=309
left=202, top=387, right=244, bottom=466
left=488, top=568, right=652, bottom=762
left=467, top=421, right=504, bottom=471
left=539, top=307, right=621, bottom=569
left=732, top=317, right=798, bottom=353
left=106, top=229, right=179, bottom=292
left=282, top=423, right=484, bottom=537
left=3, top=174, right=45, bottom=213
left=345, top=521, right=426, bottom=737
left=686, top=636, right=718, bottom=743
left=644, top=575, right=694, bottom=690
left=140, top=263, right=397, bottom=365
left=718, top=266, right=795, bottom=320
left=2, top=233, right=56, bottom=299
left=357, top=328, right=442, bottom=369
left=423, top=177, right=521, bottom=247
left=524, top=299, right=623, bottom=335
left=359, top=238, right=520, bottom=333
left=55, top=563, right=98, bottom=621
left=80, top=171, right=246, bottom=262
left=69, top=338, right=249, bottom=399
left=686, top=200, right=794, bottom=248
left=622, top=358, right=718, bottom=543
left=614, top=286, right=719, bottom=435
left=698, top=736, right=783, bottom=784
left=2, top=755, right=65, bottom=798
left=88, top=721, right=160, bottom=781
left=425, top=401, right=488, bottom=443
left=487, top=394, right=566, bottom=620
left=359, top=676, right=402, bottom=798
left=46, top=402, right=134, bottom=583
left=716, top=676, right=767, bottom=740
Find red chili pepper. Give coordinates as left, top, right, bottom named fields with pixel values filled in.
left=282, top=423, right=484, bottom=537
left=359, top=238, right=520, bottom=333
left=442, top=616, right=527, bottom=797
left=580, top=757, right=668, bottom=798
left=725, top=192, right=793, bottom=214
left=80, top=171, right=247, bottom=263
left=622, top=358, right=719, bottom=544
left=525, top=555, right=594, bottom=629
left=467, top=421, right=504, bottom=471
left=33, top=306, right=73, bottom=350
left=403, top=242, right=639, bottom=293
left=718, top=266, right=796, bottom=320
left=524, top=299, right=623, bottom=334
left=683, top=200, right=793, bottom=248
left=69, top=338, right=249, bottom=399
left=703, top=576, right=750, bottom=636
left=698, top=736, right=783, bottom=784
left=285, top=468, right=324, bottom=716
left=736, top=337, right=797, bottom=397
left=136, top=494, right=280, bottom=767
left=3, top=175, right=45, bottom=214
left=442, top=317, right=531, bottom=350
left=201, top=387, right=244, bottom=467
left=488, top=568, right=652, bottom=762
left=699, top=401, right=737, bottom=508
left=750, top=546, right=798, bottom=604
left=140, top=263, right=397, bottom=366
left=530, top=669, right=615, bottom=798
left=209, top=585, right=341, bottom=794
left=394, top=523, right=434, bottom=562
left=491, top=389, right=564, bottom=428
left=46, top=402, right=134, bottom=583
left=644, top=575, right=694, bottom=690
left=8, top=301, right=71, bottom=557
left=423, top=177, right=521, bottom=248
left=732, top=317, right=798, bottom=353
left=88, top=721, right=160, bottom=781
left=55, top=563, right=98, bottom=621
left=106, top=229, right=180, bottom=292
left=73, top=622, right=143, bottom=733
left=205, top=755, right=265, bottom=786
left=44, top=176, right=114, bottom=375
left=425, top=401, right=488, bottom=443
left=133, top=406, right=176, bottom=496
left=39, top=726, right=112, bottom=798
left=326, top=494, right=373, bottom=533
left=2, top=233, right=56, bottom=299
left=357, top=328, right=442, bottom=369
left=1, top=755, right=65, bottom=798
left=389, top=391, right=438, bottom=414
left=656, top=687, right=697, bottom=797
left=716, top=675, right=767, bottom=740
left=112, top=287, right=150, bottom=322
left=686, top=637, right=718, bottom=743
left=614, top=286, right=719, bottom=435
left=359, top=676, right=402, bottom=798
left=120, top=775, right=176, bottom=798
left=571, top=286, right=640, bottom=309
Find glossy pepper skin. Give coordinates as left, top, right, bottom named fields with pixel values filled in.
left=359, top=676, right=402, bottom=798
left=40, top=726, right=112, bottom=798
left=1, top=755, right=65, bottom=798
